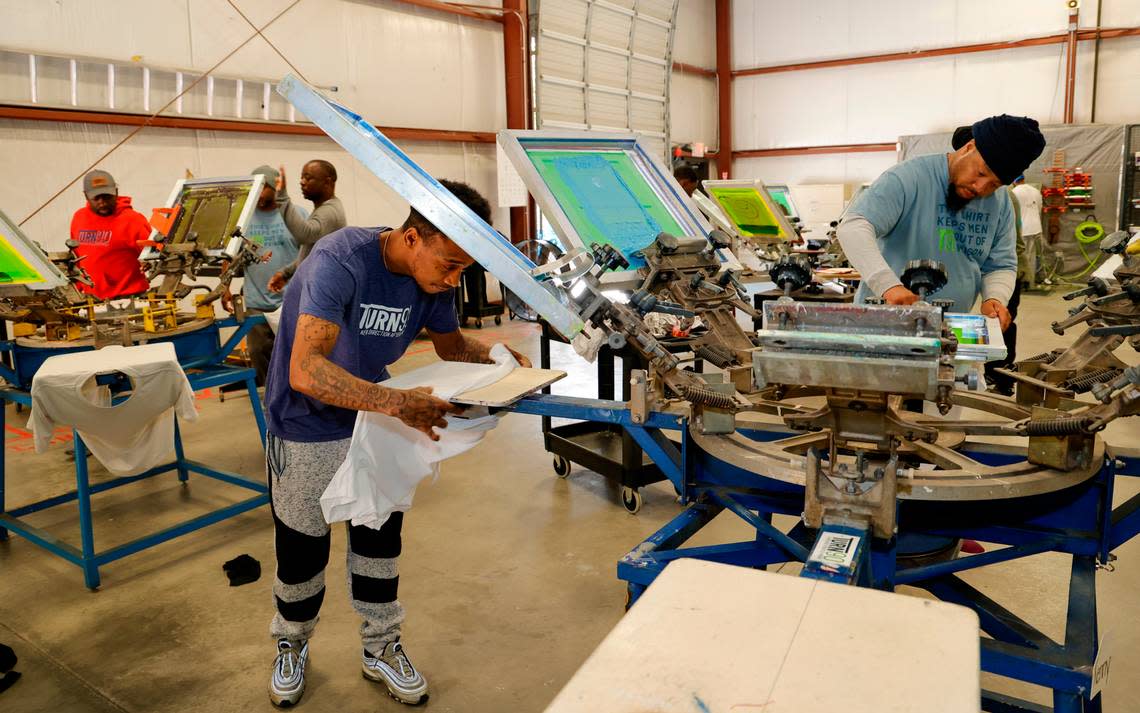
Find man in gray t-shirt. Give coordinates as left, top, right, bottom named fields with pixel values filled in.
left=267, top=159, right=347, bottom=293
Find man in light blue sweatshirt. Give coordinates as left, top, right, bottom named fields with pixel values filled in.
left=837, top=115, right=1046, bottom=334
left=222, top=165, right=303, bottom=385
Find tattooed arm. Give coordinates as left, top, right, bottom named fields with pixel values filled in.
left=427, top=329, right=532, bottom=368
left=289, top=313, right=459, bottom=439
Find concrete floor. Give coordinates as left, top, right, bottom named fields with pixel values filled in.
left=1, top=291, right=1139, bottom=712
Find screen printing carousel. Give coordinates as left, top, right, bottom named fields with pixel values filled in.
left=0, top=175, right=267, bottom=389
left=615, top=269, right=1137, bottom=713
left=0, top=181, right=270, bottom=589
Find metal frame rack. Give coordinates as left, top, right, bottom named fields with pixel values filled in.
left=0, top=315, right=268, bottom=589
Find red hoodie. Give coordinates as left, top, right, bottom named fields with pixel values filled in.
left=69, top=195, right=153, bottom=300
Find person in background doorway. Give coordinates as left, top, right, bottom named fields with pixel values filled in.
left=674, top=165, right=701, bottom=197
left=267, top=159, right=347, bottom=293
left=68, top=170, right=152, bottom=300
left=222, top=165, right=302, bottom=385
left=1011, top=174, right=1044, bottom=290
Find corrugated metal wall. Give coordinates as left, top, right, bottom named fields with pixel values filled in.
left=534, top=0, right=678, bottom=159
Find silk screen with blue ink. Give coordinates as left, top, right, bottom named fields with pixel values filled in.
left=526, top=150, right=683, bottom=270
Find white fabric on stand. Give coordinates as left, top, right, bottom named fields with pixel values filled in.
left=28, top=342, right=198, bottom=475
left=321, top=344, right=518, bottom=529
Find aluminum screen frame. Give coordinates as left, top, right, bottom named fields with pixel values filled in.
left=497, top=129, right=712, bottom=278
left=0, top=207, right=69, bottom=291
left=702, top=178, right=799, bottom=243
left=766, top=183, right=801, bottom=222
left=277, top=74, right=585, bottom=338
left=142, top=174, right=265, bottom=260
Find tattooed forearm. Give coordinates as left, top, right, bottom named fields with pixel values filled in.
left=427, top=328, right=530, bottom=367
left=288, top=314, right=460, bottom=435
left=297, top=352, right=411, bottom=414
left=447, top=335, right=494, bottom=364
left=290, top=314, right=410, bottom=414
left=428, top=328, right=494, bottom=364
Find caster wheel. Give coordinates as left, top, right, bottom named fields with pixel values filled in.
left=553, top=456, right=571, bottom=478
left=621, top=486, right=642, bottom=514
left=475, top=319, right=483, bottom=328
left=494, top=315, right=502, bottom=325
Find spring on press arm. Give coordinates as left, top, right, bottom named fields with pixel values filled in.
left=1061, top=368, right=1123, bottom=393
left=1024, top=416, right=1095, bottom=437
left=695, top=344, right=736, bottom=369
left=681, top=385, right=738, bottom=410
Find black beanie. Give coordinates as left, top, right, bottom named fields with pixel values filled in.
left=970, top=114, right=1046, bottom=185
left=951, top=126, right=972, bottom=150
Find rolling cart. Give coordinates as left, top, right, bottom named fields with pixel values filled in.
left=538, top=322, right=667, bottom=513
left=457, top=262, right=505, bottom=329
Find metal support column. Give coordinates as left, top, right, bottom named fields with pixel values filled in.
left=0, top=397, right=7, bottom=542
left=73, top=431, right=100, bottom=589
left=715, top=0, right=732, bottom=178
left=174, top=418, right=189, bottom=483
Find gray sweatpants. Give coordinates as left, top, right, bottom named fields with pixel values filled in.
left=267, top=433, right=405, bottom=652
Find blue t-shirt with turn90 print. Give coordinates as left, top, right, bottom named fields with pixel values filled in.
left=850, top=153, right=1017, bottom=312
left=264, top=226, right=460, bottom=442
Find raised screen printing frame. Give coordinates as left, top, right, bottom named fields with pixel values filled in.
left=0, top=207, right=69, bottom=292
left=497, top=130, right=713, bottom=284
left=765, top=183, right=801, bottom=223
left=277, top=75, right=585, bottom=338
left=690, top=188, right=735, bottom=236
left=702, top=179, right=799, bottom=244
left=141, top=175, right=265, bottom=261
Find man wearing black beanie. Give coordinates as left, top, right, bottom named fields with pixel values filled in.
left=837, top=114, right=1046, bottom=331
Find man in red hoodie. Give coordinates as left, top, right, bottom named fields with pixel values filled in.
left=69, top=170, right=152, bottom=300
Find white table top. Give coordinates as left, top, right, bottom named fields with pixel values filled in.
left=544, top=559, right=980, bottom=713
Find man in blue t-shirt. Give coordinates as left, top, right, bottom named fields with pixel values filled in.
left=837, top=115, right=1045, bottom=333
left=263, top=180, right=530, bottom=709
left=222, top=165, right=302, bottom=385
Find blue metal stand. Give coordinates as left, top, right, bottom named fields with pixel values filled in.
left=505, top=393, right=1135, bottom=713
left=0, top=316, right=268, bottom=589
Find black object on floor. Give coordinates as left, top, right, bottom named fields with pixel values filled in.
left=0, top=671, right=20, bottom=694
left=222, top=554, right=261, bottom=587
left=0, top=644, right=18, bottom=696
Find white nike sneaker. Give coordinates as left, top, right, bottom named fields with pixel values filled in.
left=362, top=641, right=429, bottom=705
left=269, top=638, right=308, bottom=708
